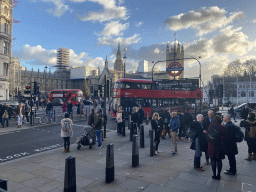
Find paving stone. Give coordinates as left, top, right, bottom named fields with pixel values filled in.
left=224, top=180, right=242, bottom=191
left=37, top=181, right=63, bottom=192
left=177, top=172, right=208, bottom=185
left=31, top=166, right=64, bottom=179
left=144, top=184, right=185, bottom=192
left=18, top=163, right=45, bottom=172
left=119, top=178, right=150, bottom=191
left=23, top=176, right=53, bottom=188
left=11, top=172, right=35, bottom=183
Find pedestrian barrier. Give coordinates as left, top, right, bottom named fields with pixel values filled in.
left=105, top=143, right=114, bottom=183
left=64, top=156, right=76, bottom=192
left=132, top=135, right=139, bottom=167
left=149, top=129, right=156, bottom=156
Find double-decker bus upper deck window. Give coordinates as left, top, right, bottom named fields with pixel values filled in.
left=124, top=82, right=132, bottom=89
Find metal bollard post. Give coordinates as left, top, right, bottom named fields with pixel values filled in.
left=30, top=110, right=33, bottom=126
left=105, top=143, right=114, bottom=183
left=35, top=108, right=37, bottom=118
left=54, top=110, right=56, bottom=122
left=128, top=115, right=131, bottom=129
left=140, top=124, right=145, bottom=148
left=130, top=121, right=134, bottom=141
left=0, top=179, right=7, bottom=191
left=122, top=121, right=125, bottom=137
left=32, top=112, right=34, bottom=126
left=64, top=156, right=76, bottom=192
left=117, top=123, right=120, bottom=135
left=133, top=123, right=137, bottom=135
left=132, top=135, right=139, bottom=167
left=146, top=112, right=149, bottom=125
left=149, top=129, right=156, bottom=156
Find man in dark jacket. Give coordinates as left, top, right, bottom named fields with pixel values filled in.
left=93, top=110, right=103, bottom=148
left=203, top=110, right=214, bottom=165
left=169, top=112, right=180, bottom=154
left=88, top=109, right=97, bottom=127
left=137, top=105, right=145, bottom=128
left=190, top=114, right=207, bottom=171
left=241, top=104, right=251, bottom=120
left=67, top=101, right=73, bottom=115
left=223, top=114, right=238, bottom=175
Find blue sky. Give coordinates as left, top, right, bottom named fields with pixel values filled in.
left=12, top=0, right=256, bottom=82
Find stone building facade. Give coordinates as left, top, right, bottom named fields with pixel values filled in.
left=0, top=0, right=13, bottom=100
left=9, top=57, right=21, bottom=97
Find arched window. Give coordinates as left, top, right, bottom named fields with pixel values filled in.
left=4, top=7, right=8, bottom=16
left=241, top=91, right=246, bottom=97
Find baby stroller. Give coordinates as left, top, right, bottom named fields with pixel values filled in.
left=76, top=125, right=96, bottom=149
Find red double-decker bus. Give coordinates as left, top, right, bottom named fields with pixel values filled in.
left=49, top=89, right=83, bottom=105
left=111, top=78, right=202, bottom=118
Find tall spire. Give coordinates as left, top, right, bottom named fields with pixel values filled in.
left=105, top=55, right=108, bottom=69
left=114, top=42, right=124, bottom=71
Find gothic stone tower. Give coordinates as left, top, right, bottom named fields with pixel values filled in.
left=166, top=42, right=184, bottom=79
left=114, top=42, right=124, bottom=71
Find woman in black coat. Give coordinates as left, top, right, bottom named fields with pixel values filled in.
left=151, top=112, right=161, bottom=155
left=190, top=114, right=207, bottom=171
left=240, top=112, right=256, bottom=161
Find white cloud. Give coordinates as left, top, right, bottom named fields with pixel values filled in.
left=76, top=0, right=129, bottom=22
left=153, top=48, right=161, bottom=54
left=101, top=21, right=129, bottom=37
left=164, top=6, right=244, bottom=36
left=253, top=19, right=256, bottom=23
left=31, top=0, right=72, bottom=17
left=13, top=44, right=104, bottom=69
left=212, top=25, right=256, bottom=55
left=135, top=21, right=143, bottom=27
left=97, top=34, right=141, bottom=46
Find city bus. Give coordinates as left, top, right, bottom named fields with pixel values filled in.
left=49, top=89, right=83, bottom=105
left=111, top=78, right=202, bottom=118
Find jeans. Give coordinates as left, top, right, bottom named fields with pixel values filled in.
left=46, top=110, right=52, bottom=119
left=96, top=130, right=102, bottom=147
left=63, top=137, right=70, bottom=149
left=25, top=112, right=29, bottom=122
left=2, top=118, right=9, bottom=127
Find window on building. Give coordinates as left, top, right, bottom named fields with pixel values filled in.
left=243, top=85, right=245, bottom=89
left=241, top=91, right=246, bottom=97
left=239, top=85, right=242, bottom=88
left=4, top=23, right=9, bottom=34
left=3, top=42, right=10, bottom=55
left=250, top=91, right=254, bottom=97
left=3, top=63, right=8, bottom=76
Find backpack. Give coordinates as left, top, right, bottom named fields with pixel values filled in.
left=186, top=126, right=196, bottom=139
left=233, top=125, right=244, bottom=142
left=249, top=126, right=256, bottom=139
left=206, top=125, right=221, bottom=144
left=62, top=120, right=70, bottom=132
left=2, top=110, right=8, bottom=119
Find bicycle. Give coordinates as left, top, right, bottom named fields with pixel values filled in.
left=40, top=111, right=57, bottom=124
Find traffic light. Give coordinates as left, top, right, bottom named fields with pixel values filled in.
left=24, top=86, right=31, bottom=94
left=26, top=86, right=31, bottom=89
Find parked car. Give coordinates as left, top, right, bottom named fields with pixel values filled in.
left=83, top=100, right=93, bottom=105
left=234, top=103, right=256, bottom=114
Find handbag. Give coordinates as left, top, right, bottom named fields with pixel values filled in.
left=206, top=125, right=221, bottom=144
left=186, top=126, right=196, bottom=139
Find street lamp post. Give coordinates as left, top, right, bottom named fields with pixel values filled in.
left=44, top=65, right=48, bottom=98
left=123, top=48, right=127, bottom=78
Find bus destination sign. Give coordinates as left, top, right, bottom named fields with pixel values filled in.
left=153, top=79, right=199, bottom=90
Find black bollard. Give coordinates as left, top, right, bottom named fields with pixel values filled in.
left=122, top=121, right=126, bottom=136
left=105, top=143, right=114, bottom=183
left=130, top=121, right=134, bottom=141
left=133, top=123, right=137, bottom=135
left=64, top=156, right=76, bottom=192
left=30, top=110, right=33, bottom=126
left=149, top=129, right=156, bottom=156
left=0, top=179, right=7, bottom=191
left=104, top=114, right=107, bottom=138
left=54, top=110, right=56, bottom=122
left=35, top=108, right=37, bottom=118
left=128, top=115, right=131, bottom=129
left=146, top=112, right=149, bottom=125
left=117, top=123, right=120, bottom=135
left=140, top=124, right=145, bottom=148
left=132, top=135, right=139, bottom=167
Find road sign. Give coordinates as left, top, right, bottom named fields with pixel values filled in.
left=167, top=62, right=184, bottom=76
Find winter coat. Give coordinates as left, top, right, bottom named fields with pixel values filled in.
left=88, top=112, right=97, bottom=126
left=225, top=121, right=238, bottom=155
left=138, top=108, right=145, bottom=119
left=60, top=118, right=73, bottom=137
left=131, top=112, right=139, bottom=124
left=203, top=116, right=213, bottom=131
left=94, top=114, right=104, bottom=131
left=190, top=121, right=207, bottom=152
left=207, top=124, right=227, bottom=159
left=184, top=111, right=193, bottom=126
left=62, top=103, right=67, bottom=112
left=241, top=108, right=251, bottom=120
left=151, top=119, right=160, bottom=142
left=240, top=119, right=256, bottom=141
left=16, top=106, right=25, bottom=116
left=169, top=116, right=180, bottom=132
left=67, top=103, right=73, bottom=112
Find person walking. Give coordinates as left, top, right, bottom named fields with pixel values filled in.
left=131, top=107, right=139, bottom=128
left=93, top=110, right=104, bottom=149
left=241, top=104, right=251, bottom=120
left=161, top=108, right=171, bottom=139
left=151, top=112, right=161, bottom=155
left=67, top=100, right=73, bottom=116
left=24, top=103, right=30, bottom=123
left=177, top=110, right=184, bottom=140
left=169, top=112, right=180, bottom=155
left=88, top=109, right=97, bottom=127
left=229, top=104, right=236, bottom=122
left=240, top=112, right=256, bottom=161
left=206, top=115, right=227, bottom=180
left=190, top=114, right=207, bottom=171
left=60, top=113, right=73, bottom=153
left=2, top=109, right=9, bottom=127
left=116, top=106, right=124, bottom=135
left=93, top=99, right=97, bottom=110
left=80, top=101, right=84, bottom=117
left=223, top=114, right=238, bottom=175
left=76, top=102, right=81, bottom=117
left=46, top=101, right=53, bottom=120
left=61, top=102, right=67, bottom=117
left=184, top=109, right=193, bottom=141
left=137, top=105, right=145, bottom=129
left=16, top=103, right=25, bottom=128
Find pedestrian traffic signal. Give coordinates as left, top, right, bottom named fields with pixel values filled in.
left=26, top=86, right=31, bottom=89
